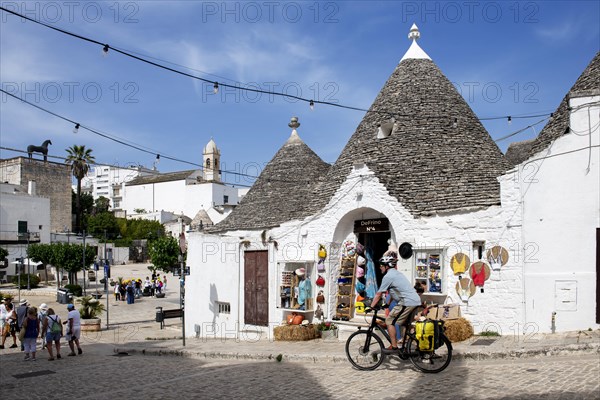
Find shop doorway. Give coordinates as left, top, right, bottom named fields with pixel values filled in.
left=357, top=231, right=391, bottom=287
left=243, top=251, right=269, bottom=326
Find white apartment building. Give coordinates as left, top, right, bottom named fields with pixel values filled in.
left=81, top=164, right=154, bottom=210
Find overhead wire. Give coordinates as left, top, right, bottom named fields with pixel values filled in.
left=0, top=6, right=554, bottom=122
left=0, top=89, right=312, bottom=184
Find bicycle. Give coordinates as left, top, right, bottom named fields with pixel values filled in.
left=345, top=305, right=453, bottom=373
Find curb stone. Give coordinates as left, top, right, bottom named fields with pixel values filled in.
left=114, top=343, right=600, bottom=364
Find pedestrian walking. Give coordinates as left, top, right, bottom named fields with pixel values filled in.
left=119, top=283, right=126, bottom=301
left=16, top=299, right=29, bottom=351
left=0, top=298, right=18, bottom=349
left=126, top=281, right=135, bottom=304
left=114, top=282, right=121, bottom=301
left=163, top=275, right=167, bottom=291
left=38, top=303, right=48, bottom=349
left=21, top=307, right=40, bottom=361
left=42, top=308, right=62, bottom=361
left=63, top=304, right=82, bottom=356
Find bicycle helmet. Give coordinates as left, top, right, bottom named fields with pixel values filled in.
left=378, top=252, right=398, bottom=268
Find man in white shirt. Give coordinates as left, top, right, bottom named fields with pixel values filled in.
left=63, top=303, right=82, bottom=356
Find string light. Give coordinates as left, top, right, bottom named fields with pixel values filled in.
left=213, top=82, right=219, bottom=94
left=156, top=154, right=160, bottom=161
left=0, top=6, right=555, bottom=123
left=453, top=118, right=458, bottom=128
left=309, top=100, right=315, bottom=111
left=508, top=116, right=512, bottom=125
left=102, top=44, right=109, bottom=56
left=73, top=123, right=80, bottom=134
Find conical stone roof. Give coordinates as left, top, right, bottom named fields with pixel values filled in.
left=506, top=51, right=600, bottom=166
left=211, top=118, right=330, bottom=232
left=308, top=26, right=509, bottom=217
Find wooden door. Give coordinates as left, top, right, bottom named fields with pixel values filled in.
left=244, top=251, right=269, bottom=326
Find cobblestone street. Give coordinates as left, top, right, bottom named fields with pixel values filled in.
left=1, top=344, right=598, bottom=400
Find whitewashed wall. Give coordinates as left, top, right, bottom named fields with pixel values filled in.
left=125, top=180, right=240, bottom=221
left=521, top=95, right=600, bottom=333
left=186, top=162, right=528, bottom=338
left=124, top=180, right=187, bottom=215
left=187, top=99, right=600, bottom=338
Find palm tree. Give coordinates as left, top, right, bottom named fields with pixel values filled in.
left=65, top=145, right=95, bottom=234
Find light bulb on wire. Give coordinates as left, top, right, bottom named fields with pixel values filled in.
left=507, top=116, right=512, bottom=125
left=102, top=44, right=109, bottom=57
left=309, top=100, right=314, bottom=111
left=452, top=118, right=458, bottom=128
left=73, top=123, right=80, bottom=134
left=213, top=82, right=219, bottom=94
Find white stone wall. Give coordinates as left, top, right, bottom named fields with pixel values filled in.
left=521, top=95, right=600, bottom=333
left=124, top=180, right=188, bottom=215
left=186, top=99, right=600, bottom=338
left=125, top=181, right=240, bottom=220
left=0, top=188, right=51, bottom=277
left=186, top=163, right=526, bottom=338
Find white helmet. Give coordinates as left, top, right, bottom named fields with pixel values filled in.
left=378, top=252, right=398, bottom=268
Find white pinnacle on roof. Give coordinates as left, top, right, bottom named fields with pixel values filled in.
left=400, top=23, right=431, bottom=61
left=287, top=116, right=302, bottom=144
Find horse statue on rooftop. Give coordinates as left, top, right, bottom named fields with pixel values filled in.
left=27, top=140, right=52, bottom=161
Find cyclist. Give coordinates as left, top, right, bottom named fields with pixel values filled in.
left=370, top=251, right=422, bottom=352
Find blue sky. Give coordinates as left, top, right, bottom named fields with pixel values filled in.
left=1, top=1, right=599, bottom=187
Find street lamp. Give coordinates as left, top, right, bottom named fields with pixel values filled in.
left=26, top=231, right=31, bottom=290
left=179, top=232, right=186, bottom=346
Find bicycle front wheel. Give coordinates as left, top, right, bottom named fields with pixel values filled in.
left=407, top=334, right=452, bottom=373
left=345, top=330, right=385, bottom=371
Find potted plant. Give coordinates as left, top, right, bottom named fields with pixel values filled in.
left=77, top=295, right=106, bottom=332
left=317, top=321, right=338, bottom=341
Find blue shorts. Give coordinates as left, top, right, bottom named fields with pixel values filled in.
left=46, top=332, right=61, bottom=343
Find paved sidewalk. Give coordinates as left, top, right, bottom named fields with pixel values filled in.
left=2, top=281, right=599, bottom=364
left=114, top=325, right=600, bottom=364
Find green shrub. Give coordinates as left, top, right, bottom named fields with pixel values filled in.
left=64, top=284, right=83, bottom=296
left=11, top=274, right=41, bottom=289
left=479, top=330, right=501, bottom=337
left=0, top=291, right=13, bottom=302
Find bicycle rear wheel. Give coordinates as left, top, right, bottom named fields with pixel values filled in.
left=345, top=330, right=385, bottom=370
left=407, top=334, right=452, bottom=373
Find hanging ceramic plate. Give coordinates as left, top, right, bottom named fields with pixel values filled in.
left=455, top=277, right=476, bottom=301
left=450, top=253, right=470, bottom=276
left=486, top=246, right=509, bottom=270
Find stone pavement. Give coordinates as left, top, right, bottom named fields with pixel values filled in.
left=1, top=267, right=599, bottom=364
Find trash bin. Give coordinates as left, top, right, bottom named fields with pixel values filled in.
left=155, top=307, right=164, bottom=323
left=57, top=288, right=72, bottom=304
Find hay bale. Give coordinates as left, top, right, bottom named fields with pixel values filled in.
left=443, top=318, right=474, bottom=342
left=274, top=324, right=319, bottom=341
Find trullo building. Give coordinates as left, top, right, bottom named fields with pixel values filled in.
left=185, top=26, right=599, bottom=339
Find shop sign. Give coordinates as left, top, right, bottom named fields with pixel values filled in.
left=354, top=218, right=389, bottom=233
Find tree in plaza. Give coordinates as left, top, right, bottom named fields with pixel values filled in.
left=148, top=236, right=180, bottom=273
left=87, top=212, right=121, bottom=240
left=94, top=196, right=110, bottom=214
left=65, top=145, right=95, bottom=234
left=28, top=242, right=96, bottom=286
left=0, top=247, right=7, bottom=260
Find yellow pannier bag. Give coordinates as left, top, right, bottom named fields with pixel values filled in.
left=415, top=319, right=443, bottom=351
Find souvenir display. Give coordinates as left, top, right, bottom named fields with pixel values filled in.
left=456, top=277, right=476, bottom=302
left=415, top=251, right=442, bottom=293
left=318, top=244, right=327, bottom=259
left=486, top=246, right=509, bottom=271
left=469, top=261, right=491, bottom=293
left=450, top=253, right=470, bottom=277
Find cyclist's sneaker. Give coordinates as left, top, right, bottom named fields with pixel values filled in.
left=382, top=346, right=400, bottom=354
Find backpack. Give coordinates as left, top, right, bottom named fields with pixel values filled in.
left=415, top=319, right=444, bottom=351
left=49, top=316, right=61, bottom=334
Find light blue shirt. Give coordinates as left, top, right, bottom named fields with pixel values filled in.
left=298, top=279, right=311, bottom=306
left=378, top=268, right=421, bottom=307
